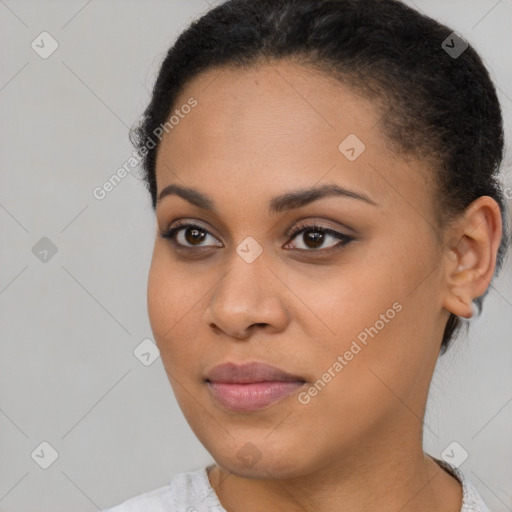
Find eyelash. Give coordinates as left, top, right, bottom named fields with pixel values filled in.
left=286, top=222, right=354, bottom=252
left=159, top=220, right=354, bottom=254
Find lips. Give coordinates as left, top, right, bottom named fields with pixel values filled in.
left=205, top=361, right=307, bottom=412
left=205, top=361, right=306, bottom=384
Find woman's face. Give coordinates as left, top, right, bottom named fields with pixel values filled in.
left=148, top=61, right=451, bottom=478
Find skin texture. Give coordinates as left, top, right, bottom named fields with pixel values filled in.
left=147, top=60, right=502, bottom=512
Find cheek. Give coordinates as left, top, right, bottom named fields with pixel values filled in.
left=147, top=249, right=195, bottom=352
left=147, top=246, right=216, bottom=377
left=305, top=258, right=401, bottom=347
left=303, top=238, right=437, bottom=386
left=147, top=254, right=174, bottom=342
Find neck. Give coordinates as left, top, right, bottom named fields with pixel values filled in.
left=208, top=431, right=463, bottom=512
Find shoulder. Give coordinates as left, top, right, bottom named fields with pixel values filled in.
left=458, top=473, right=491, bottom=512
left=102, top=464, right=224, bottom=512
left=432, top=457, right=490, bottom=512
left=101, top=483, right=173, bottom=512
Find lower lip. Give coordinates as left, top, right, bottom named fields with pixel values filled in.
left=207, top=381, right=305, bottom=412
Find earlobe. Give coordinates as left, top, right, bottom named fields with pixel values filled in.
left=441, top=196, right=502, bottom=319
left=445, top=274, right=476, bottom=319
left=444, top=261, right=476, bottom=319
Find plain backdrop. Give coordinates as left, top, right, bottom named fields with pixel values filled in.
left=1, top=1, right=511, bottom=511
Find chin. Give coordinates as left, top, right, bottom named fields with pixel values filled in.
left=206, top=435, right=314, bottom=480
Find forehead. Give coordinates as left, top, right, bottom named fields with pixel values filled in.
left=155, top=60, right=434, bottom=218
left=167, top=60, right=382, bottom=152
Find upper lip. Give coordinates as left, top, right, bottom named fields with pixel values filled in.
left=205, top=361, right=306, bottom=384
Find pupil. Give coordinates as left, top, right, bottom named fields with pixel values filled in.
left=185, top=228, right=206, bottom=245
left=305, top=230, right=324, bottom=248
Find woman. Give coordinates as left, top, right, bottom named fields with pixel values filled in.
left=104, top=0, right=509, bottom=510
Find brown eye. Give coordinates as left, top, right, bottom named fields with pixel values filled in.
left=160, top=222, right=223, bottom=249
left=183, top=227, right=206, bottom=246
left=300, top=229, right=326, bottom=249
left=286, top=223, right=353, bottom=252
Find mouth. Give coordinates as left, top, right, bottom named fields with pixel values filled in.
left=205, top=361, right=307, bottom=412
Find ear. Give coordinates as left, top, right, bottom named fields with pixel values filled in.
left=442, top=196, right=502, bottom=319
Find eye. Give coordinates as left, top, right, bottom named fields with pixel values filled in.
left=159, top=221, right=222, bottom=249
left=159, top=220, right=354, bottom=253
left=284, top=221, right=354, bottom=252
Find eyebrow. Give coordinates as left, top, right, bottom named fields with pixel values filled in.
left=157, top=182, right=377, bottom=214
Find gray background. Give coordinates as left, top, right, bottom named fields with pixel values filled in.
left=0, top=1, right=511, bottom=510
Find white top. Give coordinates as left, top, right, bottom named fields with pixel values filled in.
left=102, top=458, right=490, bottom=512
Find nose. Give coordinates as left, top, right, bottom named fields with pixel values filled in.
left=202, top=252, right=290, bottom=340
